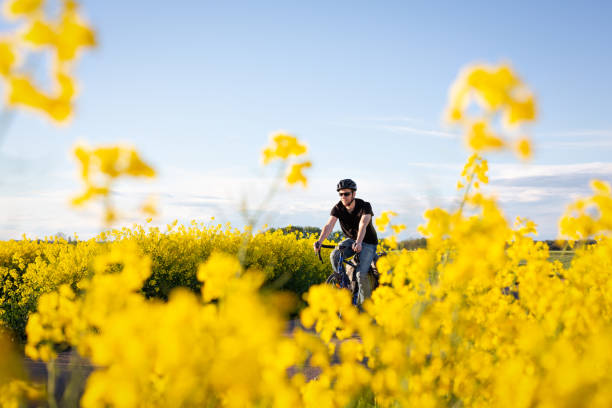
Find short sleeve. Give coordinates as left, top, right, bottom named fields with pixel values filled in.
left=331, top=205, right=339, bottom=217
left=363, top=201, right=373, bottom=216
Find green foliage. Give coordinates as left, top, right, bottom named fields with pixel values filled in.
left=398, top=237, right=427, bottom=250
left=548, top=250, right=575, bottom=269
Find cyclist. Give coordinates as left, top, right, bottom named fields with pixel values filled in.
left=313, top=179, right=378, bottom=305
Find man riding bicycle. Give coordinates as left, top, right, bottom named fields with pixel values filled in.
left=313, top=179, right=378, bottom=306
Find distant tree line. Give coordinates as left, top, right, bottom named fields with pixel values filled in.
left=540, top=239, right=596, bottom=250
left=271, top=227, right=597, bottom=252
left=270, top=226, right=427, bottom=249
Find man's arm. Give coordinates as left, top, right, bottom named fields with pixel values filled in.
left=352, top=214, right=372, bottom=253
left=314, top=216, right=338, bottom=253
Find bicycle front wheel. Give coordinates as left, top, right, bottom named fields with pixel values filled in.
left=326, top=273, right=341, bottom=289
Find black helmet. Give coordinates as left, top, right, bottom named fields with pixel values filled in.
left=336, top=179, right=357, bottom=191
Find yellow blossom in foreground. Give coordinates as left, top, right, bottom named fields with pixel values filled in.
left=458, top=153, right=488, bottom=192
left=0, top=40, right=16, bottom=76
left=466, top=120, right=504, bottom=152
left=21, top=1, right=96, bottom=61
left=0, top=0, right=95, bottom=122
left=7, top=72, right=75, bottom=121
left=445, top=63, right=537, bottom=160
left=286, top=160, right=311, bottom=187
left=516, top=137, right=532, bottom=160
left=375, top=211, right=398, bottom=233
left=71, top=143, right=156, bottom=225
left=262, top=131, right=307, bottom=164
left=3, top=0, right=44, bottom=19
left=559, top=179, right=612, bottom=240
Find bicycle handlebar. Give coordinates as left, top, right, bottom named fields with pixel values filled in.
left=315, top=243, right=348, bottom=262
left=316, top=244, right=336, bottom=262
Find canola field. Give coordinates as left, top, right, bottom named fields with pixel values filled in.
left=3, top=204, right=612, bottom=407
left=2, top=1, right=612, bottom=405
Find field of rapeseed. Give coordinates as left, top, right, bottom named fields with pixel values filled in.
left=2, top=1, right=612, bottom=407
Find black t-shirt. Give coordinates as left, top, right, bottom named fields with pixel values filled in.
left=330, top=198, right=378, bottom=245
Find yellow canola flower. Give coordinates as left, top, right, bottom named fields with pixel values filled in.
left=286, top=160, right=311, bottom=187
left=391, top=224, right=406, bottom=234
left=7, top=71, right=75, bottom=121
left=70, top=185, right=109, bottom=206
left=71, top=143, right=155, bottom=225
left=466, top=64, right=519, bottom=110
left=516, top=137, right=532, bottom=161
left=3, top=0, right=44, bottom=19
left=445, top=62, right=537, bottom=161
left=375, top=211, right=398, bottom=233
left=506, top=94, right=536, bottom=125
left=197, top=252, right=243, bottom=302
left=21, top=1, right=96, bottom=62
left=0, top=0, right=94, bottom=124
left=458, top=153, right=489, bottom=191
left=71, top=143, right=155, bottom=205
left=447, top=63, right=532, bottom=121
left=514, top=216, right=538, bottom=236
left=466, top=120, right=504, bottom=152
left=21, top=19, right=55, bottom=46
left=261, top=131, right=307, bottom=164
left=559, top=179, right=612, bottom=240
left=0, top=40, right=16, bottom=76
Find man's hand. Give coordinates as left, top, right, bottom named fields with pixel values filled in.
left=352, top=242, right=362, bottom=253
left=313, top=241, right=321, bottom=254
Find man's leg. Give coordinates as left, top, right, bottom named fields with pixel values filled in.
left=330, top=239, right=355, bottom=273
left=356, top=243, right=376, bottom=305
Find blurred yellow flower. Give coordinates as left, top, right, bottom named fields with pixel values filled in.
left=0, top=40, right=16, bottom=76
left=71, top=143, right=156, bottom=225
left=21, top=1, right=95, bottom=61
left=506, top=94, right=536, bottom=125
left=21, top=19, right=55, bottom=46
left=391, top=224, right=406, bottom=234
left=261, top=131, right=307, bottom=164
left=3, top=0, right=44, bottom=19
left=286, top=160, right=311, bottom=187
left=559, top=179, right=612, bottom=239
left=197, top=252, right=242, bottom=302
left=458, top=154, right=489, bottom=192
left=516, top=137, right=532, bottom=160
left=0, top=0, right=95, bottom=122
left=375, top=211, right=397, bottom=233
left=445, top=63, right=537, bottom=161
left=467, top=120, right=504, bottom=152
left=7, top=71, right=75, bottom=121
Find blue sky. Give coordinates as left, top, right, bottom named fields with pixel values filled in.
left=1, top=0, right=611, bottom=239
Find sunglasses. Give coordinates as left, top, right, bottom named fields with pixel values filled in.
left=339, top=192, right=353, bottom=197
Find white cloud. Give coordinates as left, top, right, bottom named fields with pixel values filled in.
left=538, top=129, right=612, bottom=138
left=380, top=125, right=458, bottom=139
left=351, top=116, right=423, bottom=123
left=541, top=140, right=612, bottom=149
left=491, top=162, right=612, bottom=180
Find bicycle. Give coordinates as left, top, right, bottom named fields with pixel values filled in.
left=316, top=242, right=383, bottom=306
